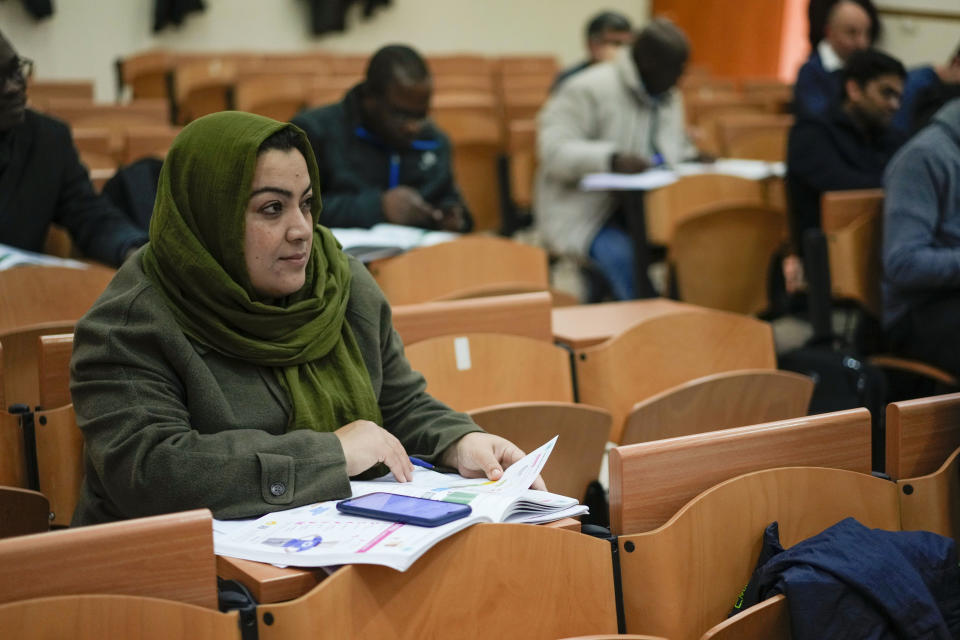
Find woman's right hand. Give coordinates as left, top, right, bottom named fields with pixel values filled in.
left=334, top=420, right=414, bottom=482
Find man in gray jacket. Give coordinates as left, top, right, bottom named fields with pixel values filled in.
left=534, top=18, right=698, bottom=300
left=882, top=98, right=960, bottom=376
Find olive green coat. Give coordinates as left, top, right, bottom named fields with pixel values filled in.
left=70, top=250, right=481, bottom=525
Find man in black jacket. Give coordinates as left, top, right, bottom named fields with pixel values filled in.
left=0, top=31, right=147, bottom=267
left=786, top=48, right=905, bottom=256
left=292, top=44, right=471, bottom=231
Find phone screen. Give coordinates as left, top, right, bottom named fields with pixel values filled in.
left=337, top=492, right=472, bottom=527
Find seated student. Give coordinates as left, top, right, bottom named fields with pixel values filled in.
left=795, top=0, right=876, bottom=119
left=882, top=98, right=960, bottom=378
left=69, top=112, right=539, bottom=526
left=797, top=0, right=950, bottom=138
left=291, top=45, right=471, bottom=232
left=0, top=31, right=146, bottom=267
left=903, top=42, right=960, bottom=134
left=786, top=48, right=905, bottom=258
left=552, top=11, right=634, bottom=92
left=534, top=18, right=699, bottom=301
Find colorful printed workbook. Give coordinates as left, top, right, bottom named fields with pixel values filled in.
left=213, top=436, right=586, bottom=571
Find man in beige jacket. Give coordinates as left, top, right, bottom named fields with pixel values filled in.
left=534, top=18, right=698, bottom=299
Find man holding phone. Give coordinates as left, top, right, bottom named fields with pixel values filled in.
left=292, top=44, right=472, bottom=232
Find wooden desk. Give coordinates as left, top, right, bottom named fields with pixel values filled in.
left=216, top=517, right=582, bottom=603
left=552, top=299, right=705, bottom=349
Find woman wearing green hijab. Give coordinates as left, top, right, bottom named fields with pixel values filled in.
left=69, top=112, right=537, bottom=526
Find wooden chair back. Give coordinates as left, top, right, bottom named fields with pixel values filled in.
left=71, top=127, right=112, bottom=157
left=0, top=509, right=217, bottom=608
left=0, top=265, right=115, bottom=333
left=468, top=402, right=610, bottom=500
left=33, top=404, right=83, bottom=526
left=123, top=125, right=180, bottom=163
left=38, top=333, right=74, bottom=410
left=609, top=407, right=872, bottom=535
left=820, top=189, right=884, bottom=316
left=668, top=204, right=787, bottom=315
left=700, top=594, right=790, bottom=640
left=233, top=73, right=309, bottom=122
left=432, top=74, right=495, bottom=93
left=0, top=594, right=241, bottom=640
left=574, top=310, right=776, bottom=442
left=0, top=410, right=27, bottom=488
left=305, top=75, right=357, bottom=107
left=496, top=55, right=559, bottom=78
left=429, top=105, right=503, bottom=231
left=0, top=487, right=49, bottom=539
left=173, top=58, right=239, bottom=123
left=622, top=369, right=813, bottom=445
left=369, top=235, right=548, bottom=305
left=898, top=445, right=960, bottom=544
left=499, top=74, right=553, bottom=95
left=405, top=334, right=573, bottom=411
left=42, top=99, right=171, bottom=157
left=328, top=53, right=369, bottom=75
left=256, top=524, right=617, bottom=640
left=391, top=291, right=553, bottom=345
left=886, top=392, right=960, bottom=480
left=502, top=89, right=548, bottom=122
left=716, top=113, right=793, bottom=162
left=618, top=467, right=899, bottom=640
left=27, top=79, right=94, bottom=103
left=644, top=173, right=766, bottom=245
left=119, top=49, right=175, bottom=101
left=1, top=323, right=75, bottom=410
left=506, top=118, right=536, bottom=209
left=427, top=54, right=493, bottom=76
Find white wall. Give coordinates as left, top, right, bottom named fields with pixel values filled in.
left=879, top=14, right=959, bottom=68
left=2, top=0, right=650, bottom=101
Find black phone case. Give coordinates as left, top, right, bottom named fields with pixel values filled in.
left=336, top=494, right=472, bottom=527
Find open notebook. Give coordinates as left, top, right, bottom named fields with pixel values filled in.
left=213, top=437, right=587, bottom=571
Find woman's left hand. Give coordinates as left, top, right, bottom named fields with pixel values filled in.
left=441, top=432, right=547, bottom=491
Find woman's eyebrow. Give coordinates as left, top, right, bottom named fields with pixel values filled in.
left=249, top=186, right=292, bottom=199
left=301, top=186, right=313, bottom=198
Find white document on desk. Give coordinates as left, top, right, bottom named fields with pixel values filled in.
left=580, top=169, right=679, bottom=191
left=213, top=436, right=587, bottom=572
left=580, top=159, right=786, bottom=192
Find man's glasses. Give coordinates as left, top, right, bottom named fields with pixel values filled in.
left=5, top=57, right=34, bottom=82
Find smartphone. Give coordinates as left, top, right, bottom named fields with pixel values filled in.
left=336, top=492, right=472, bottom=527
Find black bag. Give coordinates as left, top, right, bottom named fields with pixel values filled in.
left=778, top=347, right=887, bottom=470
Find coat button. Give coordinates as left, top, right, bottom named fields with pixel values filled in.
left=270, top=482, right=286, bottom=497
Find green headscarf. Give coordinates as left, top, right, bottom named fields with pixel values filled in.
left=141, top=111, right=382, bottom=433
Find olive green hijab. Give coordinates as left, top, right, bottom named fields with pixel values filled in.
left=141, top=111, right=381, bottom=432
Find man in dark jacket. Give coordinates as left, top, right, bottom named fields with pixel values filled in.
left=292, top=44, right=471, bottom=232
left=786, top=48, right=905, bottom=256
left=0, top=31, right=147, bottom=267
left=883, top=98, right=960, bottom=377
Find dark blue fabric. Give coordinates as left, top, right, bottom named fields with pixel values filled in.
left=755, top=517, right=960, bottom=640
left=893, top=66, right=939, bottom=135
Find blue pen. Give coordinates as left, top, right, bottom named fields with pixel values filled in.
left=409, top=456, right=434, bottom=470
left=651, top=152, right=665, bottom=167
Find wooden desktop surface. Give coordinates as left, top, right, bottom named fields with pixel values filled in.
left=216, top=517, right=581, bottom=603
left=552, top=299, right=706, bottom=349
